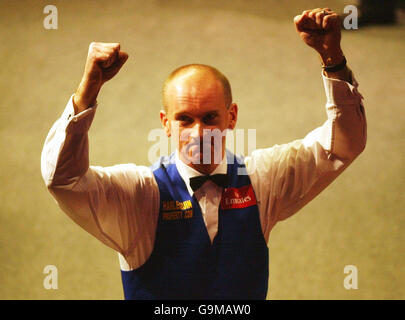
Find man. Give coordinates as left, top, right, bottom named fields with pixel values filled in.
left=41, top=8, right=366, bottom=299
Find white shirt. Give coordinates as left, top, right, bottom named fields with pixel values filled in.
left=41, top=72, right=366, bottom=271
left=175, top=150, right=227, bottom=244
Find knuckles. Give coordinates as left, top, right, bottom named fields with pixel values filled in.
left=88, top=42, right=120, bottom=53
left=295, top=8, right=339, bottom=29
left=88, top=42, right=121, bottom=62
left=81, top=42, right=126, bottom=84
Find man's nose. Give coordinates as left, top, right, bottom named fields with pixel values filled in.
left=189, top=122, right=204, bottom=139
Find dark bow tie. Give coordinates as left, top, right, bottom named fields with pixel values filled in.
left=189, top=174, right=228, bottom=192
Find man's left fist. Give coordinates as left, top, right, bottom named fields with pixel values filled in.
left=294, top=8, right=342, bottom=62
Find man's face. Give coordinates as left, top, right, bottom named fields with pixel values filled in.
left=160, top=70, right=237, bottom=174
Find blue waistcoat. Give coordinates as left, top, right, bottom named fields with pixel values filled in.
left=121, top=152, right=269, bottom=299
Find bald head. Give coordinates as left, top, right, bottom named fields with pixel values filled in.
left=162, top=64, right=232, bottom=112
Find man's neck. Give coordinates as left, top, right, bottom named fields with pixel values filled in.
left=190, top=163, right=220, bottom=175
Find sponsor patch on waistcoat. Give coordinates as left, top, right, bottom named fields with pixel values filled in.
left=161, top=200, right=193, bottom=220
left=220, top=184, right=257, bottom=210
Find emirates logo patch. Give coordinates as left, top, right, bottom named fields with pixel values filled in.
left=220, top=184, right=257, bottom=210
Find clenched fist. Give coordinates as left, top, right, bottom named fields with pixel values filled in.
left=294, top=8, right=343, bottom=66
left=73, top=42, right=129, bottom=113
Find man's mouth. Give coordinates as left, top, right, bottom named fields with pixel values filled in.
left=180, top=139, right=219, bottom=164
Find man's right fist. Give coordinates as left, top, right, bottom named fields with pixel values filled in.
left=73, top=42, right=129, bottom=113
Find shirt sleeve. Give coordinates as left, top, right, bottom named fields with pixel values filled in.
left=41, top=95, right=160, bottom=269
left=245, top=70, right=367, bottom=242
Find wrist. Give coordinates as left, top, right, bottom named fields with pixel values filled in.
left=73, top=80, right=100, bottom=114
left=319, top=48, right=344, bottom=66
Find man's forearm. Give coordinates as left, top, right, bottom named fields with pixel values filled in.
left=319, top=49, right=352, bottom=83
left=73, top=80, right=101, bottom=114
left=41, top=96, right=95, bottom=187
left=322, top=68, right=367, bottom=160
left=323, top=65, right=352, bottom=83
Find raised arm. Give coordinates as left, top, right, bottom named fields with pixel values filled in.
left=73, top=42, right=128, bottom=113
left=41, top=43, right=159, bottom=269
left=293, top=8, right=366, bottom=159
left=246, top=9, right=367, bottom=241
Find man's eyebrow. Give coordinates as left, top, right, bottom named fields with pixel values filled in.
left=174, top=109, right=220, bottom=117
left=173, top=111, right=191, bottom=118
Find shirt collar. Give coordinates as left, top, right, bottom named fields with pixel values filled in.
left=175, top=150, right=228, bottom=196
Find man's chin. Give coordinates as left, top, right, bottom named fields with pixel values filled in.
left=187, top=161, right=217, bottom=175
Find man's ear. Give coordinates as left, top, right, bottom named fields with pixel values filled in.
left=160, top=110, right=171, bottom=137
left=227, top=103, right=238, bottom=130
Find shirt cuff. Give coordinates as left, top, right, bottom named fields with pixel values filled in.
left=61, top=95, right=97, bottom=134
left=322, top=71, right=363, bottom=106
